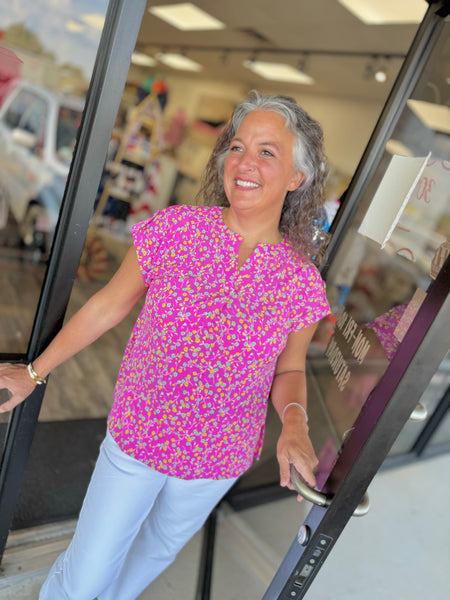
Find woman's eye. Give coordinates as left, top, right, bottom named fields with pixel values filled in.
left=229, top=144, right=243, bottom=152
left=262, top=149, right=274, bottom=157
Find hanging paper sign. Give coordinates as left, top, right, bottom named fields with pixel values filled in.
left=388, top=159, right=450, bottom=263
left=358, top=153, right=430, bottom=248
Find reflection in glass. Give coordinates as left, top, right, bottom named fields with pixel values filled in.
left=307, top=21, right=450, bottom=481
left=0, top=1, right=108, bottom=354
left=390, top=353, right=450, bottom=455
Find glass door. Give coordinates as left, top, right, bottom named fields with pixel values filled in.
left=0, top=0, right=147, bottom=562
left=311, top=9, right=450, bottom=480
left=263, top=3, right=450, bottom=597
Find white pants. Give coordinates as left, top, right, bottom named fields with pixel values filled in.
left=40, top=431, right=237, bottom=600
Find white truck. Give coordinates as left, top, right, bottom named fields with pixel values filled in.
left=0, top=80, right=85, bottom=255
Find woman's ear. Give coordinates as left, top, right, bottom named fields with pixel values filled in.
left=287, top=170, right=305, bottom=192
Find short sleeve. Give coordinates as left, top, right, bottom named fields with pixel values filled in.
left=290, top=262, right=330, bottom=332
left=131, top=210, right=168, bottom=285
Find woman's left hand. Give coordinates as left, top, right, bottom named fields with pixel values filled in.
left=271, top=324, right=321, bottom=500
left=276, top=410, right=318, bottom=500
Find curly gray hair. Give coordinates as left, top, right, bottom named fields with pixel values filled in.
left=197, top=90, right=327, bottom=260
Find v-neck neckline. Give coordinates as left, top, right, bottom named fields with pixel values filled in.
left=211, top=207, right=286, bottom=274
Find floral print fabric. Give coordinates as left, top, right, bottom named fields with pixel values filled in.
left=107, top=205, right=330, bottom=479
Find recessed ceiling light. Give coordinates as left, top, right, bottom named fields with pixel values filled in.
left=407, top=99, right=450, bottom=135
left=149, top=3, right=225, bottom=31
left=156, top=53, right=203, bottom=72
left=243, top=60, right=315, bottom=85
left=338, top=0, right=427, bottom=24
left=131, top=52, right=157, bottom=67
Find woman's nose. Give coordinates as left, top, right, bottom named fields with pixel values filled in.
left=238, top=150, right=256, bottom=170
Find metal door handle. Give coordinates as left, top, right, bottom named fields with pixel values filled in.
left=290, top=465, right=370, bottom=517
left=410, top=402, right=427, bottom=422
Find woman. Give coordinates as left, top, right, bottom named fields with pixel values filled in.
left=0, top=91, right=330, bottom=600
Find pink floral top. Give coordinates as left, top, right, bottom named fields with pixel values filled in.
left=107, top=205, right=330, bottom=479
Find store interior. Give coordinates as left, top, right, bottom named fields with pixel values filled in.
left=0, top=0, right=431, bottom=419
left=0, top=1, right=449, bottom=597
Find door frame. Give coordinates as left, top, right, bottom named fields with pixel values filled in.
left=263, top=256, right=450, bottom=599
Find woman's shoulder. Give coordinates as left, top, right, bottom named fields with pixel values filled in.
left=281, top=242, right=314, bottom=269
left=132, top=205, right=222, bottom=248
left=155, top=204, right=220, bottom=226
left=281, top=243, right=324, bottom=282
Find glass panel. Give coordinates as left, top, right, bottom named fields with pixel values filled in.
left=389, top=352, right=450, bottom=455
left=40, top=247, right=142, bottom=422
left=0, top=1, right=108, bottom=354
left=307, top=20, right=450, bottom=484
left=0, top=1, right=109, bottom=529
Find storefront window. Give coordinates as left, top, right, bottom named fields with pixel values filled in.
left=0, top=0, right=108, bottom=354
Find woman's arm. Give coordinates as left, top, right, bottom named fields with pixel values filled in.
left=271, top=323, right=318, bottom=491
left=0, top=246, right=147, bottom=412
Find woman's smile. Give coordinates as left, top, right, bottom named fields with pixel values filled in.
left=234, top=178, right=260, bottom=189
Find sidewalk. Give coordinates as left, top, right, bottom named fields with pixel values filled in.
left=0, top=453, right=448, bottom=599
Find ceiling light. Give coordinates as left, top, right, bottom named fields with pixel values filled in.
left=338, top=0, right=427, bottom=24
left=243, top=60, right=315, bottom=85
left=407, top=99, right=450, bottom=135
left=156, top=53, right=203, bottom=72
left=149, top=3, right=225, bottom=31
left=364, top=56, right=388, bottom=82
left=374, top=67, right=387, bottom=83
left=131, top=52, right=157, bottom=67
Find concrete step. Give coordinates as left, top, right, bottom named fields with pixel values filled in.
left=0, top=520, right=76, bottom=599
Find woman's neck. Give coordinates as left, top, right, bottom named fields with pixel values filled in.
left=223, top=207, right=282, bottom=247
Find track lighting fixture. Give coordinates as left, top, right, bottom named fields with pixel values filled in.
left=364, top=56, right=388, bottom=83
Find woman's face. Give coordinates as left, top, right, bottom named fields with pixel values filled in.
left=223, top=109, right=304, bottom=217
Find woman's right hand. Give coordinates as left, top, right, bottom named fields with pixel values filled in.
left=0, top=363, right=36, bottom=413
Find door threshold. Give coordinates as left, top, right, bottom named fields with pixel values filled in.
left=1, top=520, right=76, bottom=589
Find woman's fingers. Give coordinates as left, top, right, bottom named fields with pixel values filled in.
left=0, top=392, right=21, bottom=413
left=278, top=449, right=317, bottom=490
left=0, top=363, right=35, bottom=412
left=279, top=455, right=292, bottom=488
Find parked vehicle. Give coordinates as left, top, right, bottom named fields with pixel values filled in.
left=0, top=80, right=84, bottom=255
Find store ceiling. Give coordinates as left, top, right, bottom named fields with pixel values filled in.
left=135, top=0, right=427, bottom=102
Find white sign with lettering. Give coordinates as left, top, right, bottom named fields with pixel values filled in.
left=358, top=153, right=430, bottom=249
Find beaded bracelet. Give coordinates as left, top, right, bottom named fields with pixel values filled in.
left=27, top=362, right=46, bottom=385
left=281, top=402, right=308, bottom=424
